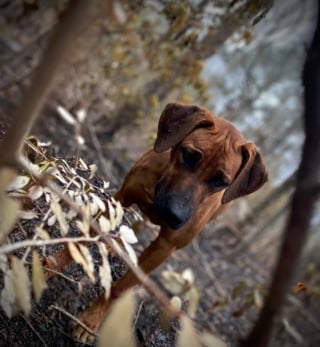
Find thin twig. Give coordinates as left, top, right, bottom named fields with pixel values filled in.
left=87, top=121, right=114, bottom=182
left=41, top=266, right=80, bottom=284
left=192, top=238, right=227, bottom=298
left=229, top=201, right=290, bottom=258
left=287, top=295, right=320, bottom=333
left=24, top=258, right=79, bottom=284
left=21, top=226, right=41, bottom=263
left=21, top=315, right=47, bottom=346
left=133, top=301, right=144, bottom=331
left=0, top=236, right=100, bottom=256
left=50, top=305, right=97, bottom=338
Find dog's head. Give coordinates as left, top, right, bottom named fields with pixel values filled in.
left=153, top=103, right=268, bottom=230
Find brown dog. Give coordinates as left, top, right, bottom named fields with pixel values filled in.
left=51, top=103, right=268, bottom=342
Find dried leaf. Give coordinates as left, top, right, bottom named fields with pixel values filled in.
left=98, top=244, right=112, bottom=300
left=70, top=176, right=83, bottom=190
left=97, top=290, right=136, bottom=347
left=78, top=244, right=95, bottom=282
left=182, top=268, right=194, bottom=285
left=77, top=135, right=85, bottom=146
left=78, top=157, right=88, bottom=170
left=43, top=187, right=52, bottom=203
left=200, top=332, right=228, bottom=347
left=76, top=109, right=87, bottom=123
left=68, top=190, right=75, bottom=199
left=253, top=288, right=263, bottom=309
left=32, top=250, right=48, bottom=302
left=91, top=193, right=106, bottom=213
left=65, top=207, right=77, bottom=220
left=0, top=195, right=20, bottom=244
left=88, top=164, right=97, bottom=179
left=47, top=214, right=56, bottom=226
left=120, top=237, right=138, bottom=266
left=292, top=281, right=307, bottom=294
left=68, top=243, right=95, bottom=282
left=0, top=270, right=17, bottom=317
left=119, top=225, right=137, bottom=244
left=185, top=285, right=200, bottom=318
left=51, top=199, right=68, bottom=236
left=28, top=185, right=43, bottom=200
left=161, top=270, right=185, bottom=294
left=89, top=199, right=99, bottom=216
left=282, top=319, right=303, bottom=343
left=69, top=166, right=78, bottom=176
left=99, top=215, right=111, bottom=233
left=51, top=169, right=67, bottom=185
left=171, top=296, right=182, bottom=311
left=39, top=160, right=51, bottom=173
left=11, top=256, right=31, bottom=315
left=176, top=316, right=201, bottom=347
left=26, top=163, right=41, bottom=176
left=57, top=105, right=76, bottom=125
left=107, top=201, right=117, bottom=230
left=19, top=210, right=38, bottom=220
left=115, top=201, right=124, bottom=225
left=98, top=243, right=109, bottom=258
left=5, top=175, right=30, bottom=192
left=112, top=1, right=126, bottom=24
left=76, top=219, right=90, bottom=236
left=0, top=254, right=8, bottom=272
left=6, top=191, right=26, bottom=198
left=35, top=227, right=50, bottom=240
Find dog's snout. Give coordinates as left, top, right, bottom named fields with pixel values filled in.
left=165, top=202, right=190, bottom=229
left=153, top=191, right=193, bottom=230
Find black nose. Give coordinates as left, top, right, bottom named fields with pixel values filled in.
left=153, top=192, right=193, bottom=230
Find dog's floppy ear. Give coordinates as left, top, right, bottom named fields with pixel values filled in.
left=222, top=143, right=268, bottom=204
left=154, top=103, right=213, bottom=153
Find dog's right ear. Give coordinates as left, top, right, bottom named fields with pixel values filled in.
left=154, top=103, right=214, bottom=153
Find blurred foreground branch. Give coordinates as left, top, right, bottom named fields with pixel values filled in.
left=241, top=2, right=320, bottom=347
left=0, top=1, right=95, bottom=168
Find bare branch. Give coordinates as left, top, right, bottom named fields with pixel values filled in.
left=0, top=236, right=100, bottom=256
left=50, top=305, right=98, bottom=338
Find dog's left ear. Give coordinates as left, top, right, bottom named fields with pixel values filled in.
left=222, top=143, right=268, bottom=204
left=154, top=103, right=213, bottom=153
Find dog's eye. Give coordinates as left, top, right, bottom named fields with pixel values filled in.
left=180, top=147, right=202, bottom=169
left=208, top=172, right=229, bottom=190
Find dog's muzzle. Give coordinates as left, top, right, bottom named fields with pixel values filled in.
left=153, top=188, right=193, bottom=230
